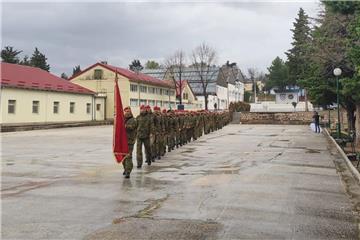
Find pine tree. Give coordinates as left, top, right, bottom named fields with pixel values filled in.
left=285, top=8, right=312, bottom=86
left=20, top=55, right=31, bottom=66
left=30, top=47, right=50, bottom=71
left=61, top=73, right=68, bottom=79
left=1, top=46, right=22, bottom=64
left=129, top=59, right=143, bottom=72
left=145, top=60, right=160, bottom=69
left=265, top=57, right=289, bottom=91
left=72, top=65, right=81, bottom=76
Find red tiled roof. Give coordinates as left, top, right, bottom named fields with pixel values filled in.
left=69, top=62, right=174, bottom=88
left=0, top=63, right=95, bottom=95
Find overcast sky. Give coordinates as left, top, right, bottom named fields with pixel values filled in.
left=2, top=1, right=322, bottom=77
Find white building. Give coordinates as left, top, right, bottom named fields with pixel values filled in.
left=143, top=62, right=245, bottom=110
left=0, top=63, right=105, bottom=125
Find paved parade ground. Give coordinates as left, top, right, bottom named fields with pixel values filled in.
left=2, top=125, right=359, bottom=239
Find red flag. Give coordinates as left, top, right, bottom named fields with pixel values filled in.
left=113, top=70, right=129, bottom=163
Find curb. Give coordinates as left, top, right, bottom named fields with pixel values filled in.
left=324, top=128, right=360, bottom=184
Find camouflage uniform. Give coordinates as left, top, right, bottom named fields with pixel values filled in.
left=167, top=111, right=175, bottom=152
left=161, top=110, right=167, bottom=156
left=136, top=109, right=152, bottom=167
left=153, top=107, right=163, bottom=160
left=122, top=111, right=137, bottom=177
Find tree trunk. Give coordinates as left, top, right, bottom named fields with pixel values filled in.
left=304, top=89, right=309, bottom=112
left=356, top=104, right=360, bottom=148
left=347, top=108, right=355, bottom=133
left=204, top=94, right=208, bottom=110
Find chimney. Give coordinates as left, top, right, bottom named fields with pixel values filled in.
left=101, top=61, right=108, bottom=65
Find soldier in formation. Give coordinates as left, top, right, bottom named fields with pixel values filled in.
left=122, top=105, right=231, bottom=178
left=122, top=107, right=137, bottom=178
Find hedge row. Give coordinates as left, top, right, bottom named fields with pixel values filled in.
left=229, top=101, right=251, bottom=112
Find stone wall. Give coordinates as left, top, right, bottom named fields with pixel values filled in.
left=233, top=111, right=346, bottom=125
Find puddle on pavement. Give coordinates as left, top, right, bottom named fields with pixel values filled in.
left=86, top=218, right=222, bottom=240
left=306, top=149, right=320, bottom=153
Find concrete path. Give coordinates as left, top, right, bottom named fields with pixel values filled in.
left=1, top=125, right=359, bottom=239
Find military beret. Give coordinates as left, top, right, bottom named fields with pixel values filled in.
left=140, top=105, right=146, bottom=110
left=154, top=106, right=160, bottom=111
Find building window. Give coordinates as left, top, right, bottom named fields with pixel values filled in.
left=96, top=104, right=101, bottom=111
left=33, top=101, right=40, bottom=113
left=183, top=92, right=188, bottom=100
left=130, top=84, right=138, bottom=92
left=32, top=101, right=40, bottom=113
left=156, top=100, right=162, bottom=107
left=164, top=89, right=169, bottom=95
left=86, top=103, right=91, bottom=114
left=130, top=98, right=138, bottom=107
left=155, top=88, right=160, bottom=94
left=148, top=87, right=156, bottom=94
left=163, top=101, right=168, bottom=107
left=53, top=101, right=59, bottom=114
left=8, top=100, right=16, bottom=114
left=94, top=69, right=103, bottom=80
left=148, top=100, right=155, bottom=106
left=170, top=90, right=175, bottom=96
left=140, top=99, right=147, bottom=106
left=70, top=102, right=75, bottom=113
left=159, top=89, right=163, bottom=95
left=140, top=85, right=147, bottom=93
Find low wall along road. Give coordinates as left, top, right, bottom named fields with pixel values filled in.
left=233, top=111, right=345, bottom=125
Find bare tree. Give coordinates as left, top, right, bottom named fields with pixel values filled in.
left=191, top=43, right=217, bottom=110
left=247, top=68, right=258, bottom=103
left=165, top=50, right=186, bottom=105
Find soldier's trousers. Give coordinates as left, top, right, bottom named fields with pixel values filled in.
left=137, top=137, right=151, bottom=166
left=154, top=134, right=161, bottom=158
left=167, top=133, right=175, bottom=150
left=161, top=134, right=167, bottom=155
left=175, top=132, right=180, bottom=146
left=122, top=144, right=134, bottom=174
left=187, top=129, right=193, bottom=142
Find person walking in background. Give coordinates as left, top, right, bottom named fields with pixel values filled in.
left=313, top=111, right=321, bottom=133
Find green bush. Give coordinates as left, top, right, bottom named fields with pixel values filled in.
left=229, top=101, right=251, bottom=112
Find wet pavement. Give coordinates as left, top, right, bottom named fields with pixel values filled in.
left=1, top=124, right=359, bottom=239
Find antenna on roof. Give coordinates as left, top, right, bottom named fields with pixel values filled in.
left=101, top=61, right=108, bottom=65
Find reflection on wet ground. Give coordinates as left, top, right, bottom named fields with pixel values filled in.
left=2, top=124, right=360, bottom=239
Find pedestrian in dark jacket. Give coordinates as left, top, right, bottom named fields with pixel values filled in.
left=313, top=111, right=320, bottom=133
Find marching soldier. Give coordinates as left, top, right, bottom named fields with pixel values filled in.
left=123, top=106, right=137, bottom=178
left=153, top=106, right=163, bottom=160
left=146, top=105, right=156, bottom=162
left=136, top=105, right=152, bottom=167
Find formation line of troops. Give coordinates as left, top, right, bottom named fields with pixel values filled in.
left=122, top=105, right=231, bottom=178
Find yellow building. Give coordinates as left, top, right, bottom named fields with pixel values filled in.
left=176, top=80, right=200, bottom=109
left=0, top=63, right=105, bottom=125
left=70, top=62, right=176, bottom=117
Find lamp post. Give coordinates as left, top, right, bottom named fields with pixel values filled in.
left=333, top=67, right=342, bottom=139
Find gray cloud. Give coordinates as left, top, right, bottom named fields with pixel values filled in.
left=2, top=1, right=321, bottom=76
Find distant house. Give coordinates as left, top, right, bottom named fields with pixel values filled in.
left=175, top=80, right=200, bottom=110
left=143, top=63, right=245, bottom=110
left=274, top=89, right=300, bottom=104
left=69, top=62, right=176, bottom=117
left=0, top=63, right=105, bottom=125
